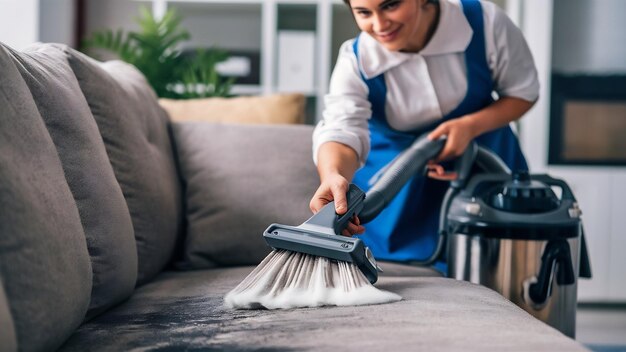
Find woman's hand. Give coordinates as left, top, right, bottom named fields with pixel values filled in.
left=309, top=173, right=365, bottom=237
left=428, top=97, right=535, bottom=163
left=425, top=97, right=536, bottom=180
left=425, top=162, right=458, bottom=181
left=426, top=116, right=478, bottom=181
left=427, top=116, right=477, bottom=162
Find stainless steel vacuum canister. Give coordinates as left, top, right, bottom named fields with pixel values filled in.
left=446, top=171, right=583, bottom=338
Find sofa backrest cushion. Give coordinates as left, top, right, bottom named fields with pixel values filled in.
left=0, top=44, right=92, bottom=352
left=65, top=49, right=183, bottom=285
left=172, top=122, right=319, bottom=268
left=11, top=43, right=138, bottom=320
left=0, top=280, right=17, bottom=352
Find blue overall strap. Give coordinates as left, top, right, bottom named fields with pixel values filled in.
left=352, top=37, right=391, bottom=137
left=444, top=0, right=494, bottom=119
left=449, top=0, right=528, bottom=172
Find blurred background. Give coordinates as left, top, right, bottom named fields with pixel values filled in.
left=1, top=0, right=625, bottom=350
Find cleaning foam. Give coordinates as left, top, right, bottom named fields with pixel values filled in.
left=225, top=250, right=402, bottom=310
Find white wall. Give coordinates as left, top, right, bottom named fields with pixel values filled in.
left=40, top=0, right=75, bottom=45
left=0, top=0, right=75, bottom=48
left=331, top=3, right=358, bottom=69
left=517, top=0, right=553, bottom=172
left=86, top=0, right=141, bottom=36
left=552, top=0, right=626, bottom=74
left=0, top=0, right=39, bottom=49
left=84, top=1, right=262, bottom=52
left=177, top=3, right=262, bottom=51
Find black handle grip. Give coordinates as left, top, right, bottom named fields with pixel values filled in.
left=529, top=174, right=577, bottom=202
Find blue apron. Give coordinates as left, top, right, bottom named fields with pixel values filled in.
left=351, top=0, right=528, bottom=269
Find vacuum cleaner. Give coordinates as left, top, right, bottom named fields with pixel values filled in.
left=442, top=143, right=592, bottom=338
left=263, top=132, right=591, bottom=337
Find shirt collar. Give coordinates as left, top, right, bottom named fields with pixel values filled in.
left=357, top=0, right=473, bottom=79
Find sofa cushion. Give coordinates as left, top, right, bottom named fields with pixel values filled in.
left=10, top=43, right=138, bottom=319
left=0, top=280, right=17, bottom=352
left=65, top=49, right=183, bottom=285
left=0, top=43, right=92, bottom=352
left=159, top=93, right=306, bottom=124
left=59, top=267, right=586, bottom=351
left=172, top=123, right=319, bottom=268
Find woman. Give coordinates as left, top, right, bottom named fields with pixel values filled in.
left=310, top=0, right=539, bottom=269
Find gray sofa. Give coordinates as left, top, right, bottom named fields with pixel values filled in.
left=0, top=42, right=587, bottom=352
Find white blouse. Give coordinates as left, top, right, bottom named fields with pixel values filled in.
left=313, top=0, right=539, bottom=166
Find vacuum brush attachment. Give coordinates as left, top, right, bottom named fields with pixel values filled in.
left=263, top=134, right=447, bottom=285
left=263, top=184, right=380, bottom=284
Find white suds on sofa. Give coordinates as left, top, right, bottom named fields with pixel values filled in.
left=224, top=250, right=402, bottom=310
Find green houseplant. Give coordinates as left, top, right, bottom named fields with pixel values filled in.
left=81, top=6, right=233, bottom=99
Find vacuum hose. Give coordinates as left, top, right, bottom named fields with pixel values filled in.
left=359, top=135, right=447, bottom=224
left=358, top=133, right=511, bottom=266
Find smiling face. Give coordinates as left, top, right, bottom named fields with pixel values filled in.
left=348, top=0, right=432, bottom=52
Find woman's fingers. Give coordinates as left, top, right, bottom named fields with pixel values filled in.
left=309, top=191, right=329, bottom=213
left=429, top=124, right=456, bottom=162
left=342, top=217, right=365, bottom=237
left=429, top=119, right=476, bottom=162
left=309, top=176, right=365, bottom=237
left=347, top=216, right=365, bottom=234
left=437, top=130, right=462, bottom=162
left=331, top=182, right=349, bottom=214
left=427, top=123, right=448, bottom=141
left=427, top=170, right=459, bottom=180
left=426, top=163, right=458, bottom=180
left=309, top=176, right=350, bottom=214
left=426, top=163, right=445, bottom=175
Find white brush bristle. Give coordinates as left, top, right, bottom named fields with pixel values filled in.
left=224, top=249, right=402, bottom=310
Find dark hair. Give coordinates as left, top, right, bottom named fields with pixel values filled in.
left=343, top=0, right=438, bottom=6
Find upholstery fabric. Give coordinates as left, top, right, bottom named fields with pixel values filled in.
left=10, top=43, right=138, bottom=319
left=0, top=280, right=17, bottom=352
left=59, top=267, right=587, bottom=351
left=0, top=43, right=92, bottom=352
left=64, top=50, right=183, bottom=285
left=172, top=123, right=319, bottom=268
left=160, top=93, right=306, bottom=124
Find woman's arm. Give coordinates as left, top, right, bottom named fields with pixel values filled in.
left=310, top=40, right=371, bottom=236
left=427, top=96, right=535, bottom=162
left=310, top=141, right=364, bottom=236
left=427, top=2, right=539, bottom=165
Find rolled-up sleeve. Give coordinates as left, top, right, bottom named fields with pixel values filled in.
left=490, top=7, right=540, bottom=102
left=313, top=41, right=372, bottom=167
